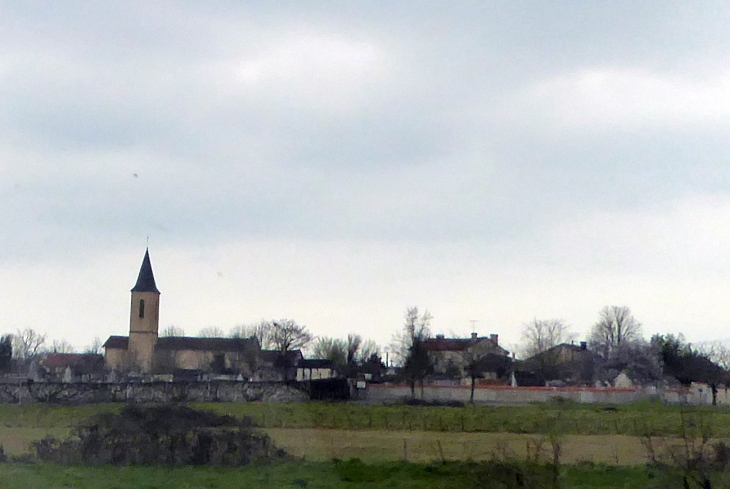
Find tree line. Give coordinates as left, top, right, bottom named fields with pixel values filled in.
left=4, top=304, right=729, bottom=393
left=520, top=305, right=730, bottom=394
left=0, top=329, right=103, bottom=375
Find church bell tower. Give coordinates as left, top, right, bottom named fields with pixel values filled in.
left=128, top=248, right=160, bottom=373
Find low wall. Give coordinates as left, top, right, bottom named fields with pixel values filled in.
left=363, top=384, right=725, bottom=406
left=2, top=380, right=723, bottom=406
left=0, top=381, right=309, bottom=404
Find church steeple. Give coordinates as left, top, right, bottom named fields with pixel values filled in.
left=131, top=248, right=159, bottom=293
left=128, top=248, right=160, bottom=373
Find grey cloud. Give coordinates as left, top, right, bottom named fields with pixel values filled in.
left=2, top=1, right=730, bottom=263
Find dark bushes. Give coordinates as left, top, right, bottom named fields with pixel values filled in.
left=402, top=398, right=465, bottom=408
left=332, top=459, right=560, bottom=488
left=34, top=404, right=285, bottom=466
left=308, top=378, right=350, bottom=401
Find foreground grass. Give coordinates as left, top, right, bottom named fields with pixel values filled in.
left=0, top=461, right=657, bottom=489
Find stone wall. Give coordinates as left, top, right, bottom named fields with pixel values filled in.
left=363, top=383, right=726, bottom=406
left=4, top=380, right=724, bottom=406
left=0, top=381, right=309, bottom=404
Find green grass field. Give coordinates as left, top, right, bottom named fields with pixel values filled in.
left=196, top=399, right=730, bottom=436
left=1, top=399, right=728, bottom=436
left=0, top=460, right=659, bottom=489
left=0, top=400, right=728, bottom=487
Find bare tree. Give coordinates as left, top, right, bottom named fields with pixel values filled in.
left=392, top=307, right=432, bottom=397
left=161, top=325, right=185, bottom=337
left=270, top=319, right=313, bottom=353
left=312, top=337, right=347, bottom=366
left=85, top=337, right=103, bottom=355
left=12, top=328, right=47, bottom=361
left=51, top=339, right=75, bottom=354
left=694, top=341, right=730, bottom=370
left=589, top=306, right=642, bottom=359
left=391, top=307, right=432, bottom=365
left=599, top=340, right=662, bottom=386
left=346, top=334, right=362, bottom=365
left=521, top=318, right=575, bottom=359
left=520, top=318, right=576, bottom=381
left=230, top=321, right=274, bottom=349
left=198, top=326, right=225, bottom=338
left=357, top=339, right=380, bottom=364
left=460, top=340, right=493, bottom=403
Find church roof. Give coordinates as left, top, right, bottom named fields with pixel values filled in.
left=131, top=249, right=160, bottom=293
left=103, top=335, right=129, bottom=349
left=43, top=353, right=102, bottom=368
left=423, top=336, right=509, bottom=355
left=101, top=335, right=260, bottom=353
left=155, top=336, right=259, bottom=352
left=298, top=359, right=334, bottom=369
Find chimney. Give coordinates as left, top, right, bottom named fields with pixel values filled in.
left=490, top=334, right=498, bottom=345
left=580, top=341, right=587, bottom=350
left=471, top=332, right=478, bottom=341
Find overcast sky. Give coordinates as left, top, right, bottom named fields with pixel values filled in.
left=2, top=1, right=730, bottom=353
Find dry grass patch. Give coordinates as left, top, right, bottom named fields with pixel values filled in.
left=0, top=426, right=654, bottom=465
left=0, top=428, right=69, bottom=455
left=265, top=429, right=649, bottom=465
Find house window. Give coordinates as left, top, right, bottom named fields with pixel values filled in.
left=139, top=299, right=145, bottom=318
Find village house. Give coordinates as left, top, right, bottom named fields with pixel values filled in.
left=255, top=349, right=304, bottom=381
left=296, top=359, right=337, bottom=381
left=423, top=332, right=511, bottom=383
left=40, top=353, right=105, bottom=381
left=518, top=342, right=597, bottom=386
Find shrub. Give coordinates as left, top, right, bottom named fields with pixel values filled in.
left=401, top=398, right=465, bottom=408
left=33, top=404, right=286, bottom=466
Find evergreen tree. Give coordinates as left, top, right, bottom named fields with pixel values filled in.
left=0, top=335, right=12, bottom=373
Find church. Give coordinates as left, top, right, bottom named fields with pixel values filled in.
left=103, top=249, right=261, bottom=377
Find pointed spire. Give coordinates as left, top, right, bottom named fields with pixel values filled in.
left=131, top=248, right=160, bottom=293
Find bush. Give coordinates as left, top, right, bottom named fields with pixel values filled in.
left=332, top=459, right=561, bottom=488
left=33, top=404, right=286, bottom=466
left=470, top=461, right=559, bottom=489
left=401, top=398, right=465, bottom=408
left=712, top=441, right=730, bottom=470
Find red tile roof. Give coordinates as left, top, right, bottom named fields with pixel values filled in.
left=43, top=353, right=102, bottom=368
